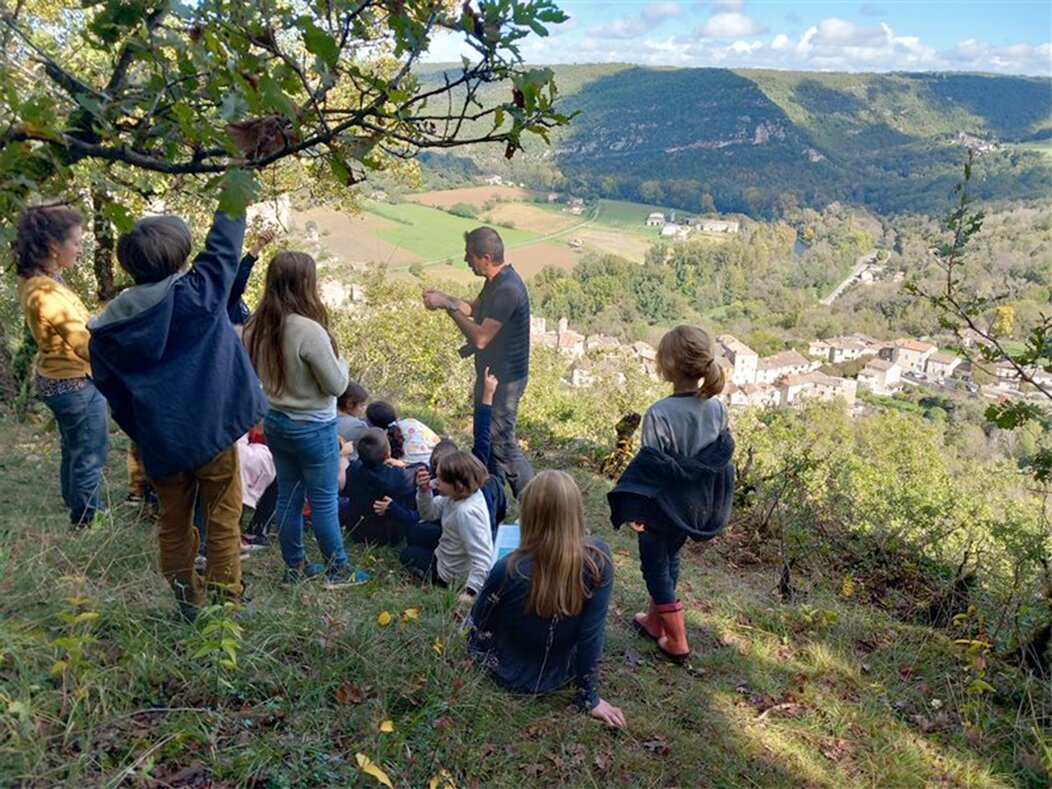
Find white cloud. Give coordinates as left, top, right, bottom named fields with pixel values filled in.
left=729, top=39, right=763, bottom=54
left=593, top=1, right=680, bottom=39
left=771, top=33, right=790, bottom=50
left=698, top=11, right=768, bottom=38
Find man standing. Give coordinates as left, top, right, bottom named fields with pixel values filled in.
left=423, top=227, right=534, bottom=498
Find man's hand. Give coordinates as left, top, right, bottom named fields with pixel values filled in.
left=372, top=496, right=392, bottom=516
left=625, top=521, right=645, bottom=533
left=423, top=289, right=451, bottom=311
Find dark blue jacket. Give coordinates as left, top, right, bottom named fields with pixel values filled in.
left=608, top=428, right=735, bottom=542
left=468, top=538, right=613, bottom=711
left=342, top=460, right=417, bottom=545
left=89, top=213, right=268, bottom=479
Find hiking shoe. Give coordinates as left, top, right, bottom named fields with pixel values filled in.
left=194, top=554, right=207, bottom=572
left=324, top=563, right=370, bottom=588
left=281, top=562, right=325, bottom=585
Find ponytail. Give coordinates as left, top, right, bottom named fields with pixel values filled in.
left=698, top=358, right=725, bottom=399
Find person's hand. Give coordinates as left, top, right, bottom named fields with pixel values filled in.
left=482, top=366, right=499, bottom=404
left=385, top=457, right=406, bottom=468
left=423, top=289, right=449, bottom=311
left=457, top=592, right=475, bottom=605
left=625, top=521, right=645, bottom=533
left=415, top=466, right=431, bottom=491
left=589, top=698, right=626, bottom=728
left=339, top=438, right=354, bottom=458
left=372, top=496, right=392, bottom=515
left=249, top=226, right=280, bottom=257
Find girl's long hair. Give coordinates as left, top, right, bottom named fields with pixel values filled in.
left=244, top=251, right=337, bottom=396
left=508, top=470, right=604, bottom=619
left=657, top=324, right=725, bottom=398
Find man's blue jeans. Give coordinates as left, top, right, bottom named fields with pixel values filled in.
left=41, top=381, right=109, bottom=525
left=475, top=375, right=534, bottom=499
left=264, top=411, right=347, bottom=569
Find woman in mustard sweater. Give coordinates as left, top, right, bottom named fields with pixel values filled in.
left=16, top=205, right=109, bottom=526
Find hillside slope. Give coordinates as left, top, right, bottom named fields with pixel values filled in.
left=0, top=417, right=1046, bottom=786
left=421, top=65, right=1051, bottom=216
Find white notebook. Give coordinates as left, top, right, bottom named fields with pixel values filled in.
left=491, top=522, right=520, bottom=567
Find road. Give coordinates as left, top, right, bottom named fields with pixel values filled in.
left=820, top=250, right=878, bottom=306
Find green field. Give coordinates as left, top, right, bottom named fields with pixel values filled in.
left=366, top=201, right=541, bottom=261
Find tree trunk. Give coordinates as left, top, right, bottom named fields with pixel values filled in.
left=91, top=189, right=117, bottom=303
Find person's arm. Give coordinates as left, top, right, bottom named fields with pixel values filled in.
left=459, top=507, right=495, bottom=595
left=228, top=226, right=278, bottom=318
left=415, top=486, right=442, bottom=522
left=467, top=558, right=505, bottom=635
left=472, top=367, right=498, bottom=469
left=183, top=212, right=247, bottom=314
left=574, top=547, right=616, bottom=717
left=32, top=286, right=91, bottom=362
left=300, top=322, right=350, bottom=396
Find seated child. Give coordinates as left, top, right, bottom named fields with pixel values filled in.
left=467, top=471, right=624, bottom=728
left=89, top=208, right=268, bottom=621
left=401, top=451, right=492, bottom=600
left=342, top=428, right=417, bottom=545
left=427, top=367, right=506, bottom=536
left=337, top=381, right=369, bottom=450
left=365, top=400, right=440, bottom=467
left=236, top=427, right=277, bottom=546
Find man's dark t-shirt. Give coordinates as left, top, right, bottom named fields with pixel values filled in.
left=472, top=265, right=530, bottom=383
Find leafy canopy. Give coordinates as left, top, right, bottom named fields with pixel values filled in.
left=0, top=0, right=570, bottom=223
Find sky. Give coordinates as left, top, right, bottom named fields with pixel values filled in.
left=423, top=1, right=1052, bottom=76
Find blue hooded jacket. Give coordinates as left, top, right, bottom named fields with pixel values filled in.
left=89, top=212, right=268, bottom=479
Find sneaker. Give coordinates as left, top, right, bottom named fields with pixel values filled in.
left=281, top=562, right=325, bottom=585
left=241, top=534, right=271, bottom=550
left=324, top=563, right=370, bottom=588
left=194, top=554, right=207, bottom=571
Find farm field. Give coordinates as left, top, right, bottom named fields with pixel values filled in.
left=294, top=192, right=710, bottom=275
left=409, top=184, right=543, bottom=208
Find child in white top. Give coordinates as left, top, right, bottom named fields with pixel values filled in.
left=406, top=451, right=493, bottom=600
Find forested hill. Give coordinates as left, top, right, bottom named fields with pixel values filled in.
left=423, top=65, right=1052, bottom=216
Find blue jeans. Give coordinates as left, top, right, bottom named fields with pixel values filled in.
left=638, top=529, right=687, bottom=605
left=475, top=375, right=534, bottom=499
left=264, top=411, right=347, bottom=569
left=41, top=382, right=109, bottom=525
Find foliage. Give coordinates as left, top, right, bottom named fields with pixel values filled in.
left=0, top=0, right=571, bottom=229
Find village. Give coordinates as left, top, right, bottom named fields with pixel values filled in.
left=530, top=316, right=1050, bottom=412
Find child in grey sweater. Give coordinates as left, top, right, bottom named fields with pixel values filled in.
left=403, top=451, right=493, bottom=600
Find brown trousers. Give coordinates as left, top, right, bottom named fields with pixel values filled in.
left=127, top=441, right=148, bottom=497
left=151, top=444, right=243, bottom=605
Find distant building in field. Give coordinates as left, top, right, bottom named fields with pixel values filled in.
left=925, top=352, right=961, bottom=380
left=646, top=212, right=666, bottom=227
left=887, top=339, right=937, bottom=374
left=718, top=335, right=759, bottom=386
left=754, top=350, right=813, bottom=385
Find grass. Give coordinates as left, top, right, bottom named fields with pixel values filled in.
left=0, top=414, right=1048, bottom=786
left=363, top=201, right=541, bottom=263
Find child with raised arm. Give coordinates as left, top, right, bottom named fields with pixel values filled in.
left=468, top=470, right=625, bottom=728
left=89, top=209, right=267, bottom=620
left=402, top=451, right=492, bottom=600
left=427, top=366, right=506, bottom=535
left=608, top=325, right=735, bottom=663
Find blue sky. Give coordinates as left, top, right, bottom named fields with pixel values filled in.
left=425, top=1, right=1052, bottom=75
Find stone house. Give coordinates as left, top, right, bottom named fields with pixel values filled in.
left=777, top=372, right=857, bottom=407
left=857, top=359, right=902, bottom=395
left=645, top=212, right=665, bottom=227
left=889, top=339, right=937, bottom=374
left=925, top=352, right=961, bottom=380
left=754, top=350, right=812, bottom=385
left=717, top=335, right=759, bottom=386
